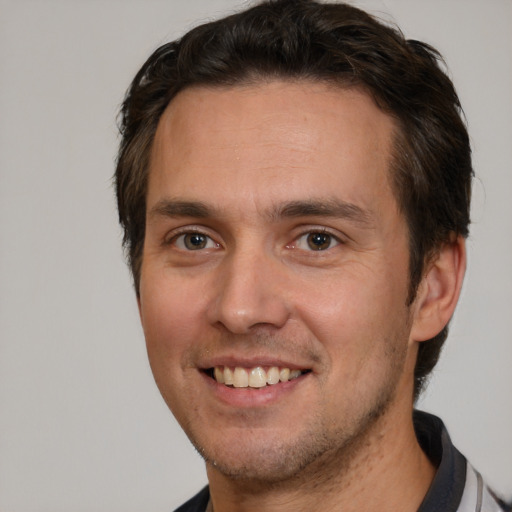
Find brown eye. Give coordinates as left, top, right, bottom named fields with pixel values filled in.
left=184, top=233, right=207, bottom=250
left=306, top=232, right=333, bottom=251
left=174, top=232, right=218, bottom=250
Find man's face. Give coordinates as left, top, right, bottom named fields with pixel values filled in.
left=139, top=81, right=419, bottom=482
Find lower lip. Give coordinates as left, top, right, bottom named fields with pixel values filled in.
left=201, top=371, right=309, bottom=408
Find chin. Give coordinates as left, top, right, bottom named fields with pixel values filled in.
left=201, top=439, right=331, bottom=483
left=189, top=421, right=354, bottom=485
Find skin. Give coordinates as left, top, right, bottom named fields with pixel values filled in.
left=138, top=81, right=466, bottom=512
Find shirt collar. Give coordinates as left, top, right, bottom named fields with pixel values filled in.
left=415, top=410, right=467, bottom=512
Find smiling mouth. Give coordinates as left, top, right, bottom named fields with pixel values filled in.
left=206, top=366, right=310, bottom=388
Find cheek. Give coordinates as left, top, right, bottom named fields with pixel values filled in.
left=293, top=267, right=409, bottom=367
left=294, top=269, right=387, bottom=334
left=139, top=274, right=210, bottom=422
left=139, top=273, right=205, bottom=368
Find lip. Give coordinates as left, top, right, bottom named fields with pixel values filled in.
left=200, top=367, right=311, bottom=408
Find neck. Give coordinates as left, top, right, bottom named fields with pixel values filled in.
left=206, top=402, right=435, bottom=512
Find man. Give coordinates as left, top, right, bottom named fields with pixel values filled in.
left=115, top=1, right=509, bottom=510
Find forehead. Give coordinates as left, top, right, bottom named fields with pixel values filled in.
left=148, top=80, right=398, bottom=217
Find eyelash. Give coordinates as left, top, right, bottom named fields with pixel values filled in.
left=290, top=228, right=343, bottom=251
left=164, top=228, right=219, bottom=249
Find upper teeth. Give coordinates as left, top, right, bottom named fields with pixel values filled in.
left=213, top=366, right=303, bottom=388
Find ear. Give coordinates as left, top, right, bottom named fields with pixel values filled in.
left=410, top=235, right=466, bottom=342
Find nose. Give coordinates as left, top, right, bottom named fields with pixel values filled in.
left=207, top=249, right=291, bottom=334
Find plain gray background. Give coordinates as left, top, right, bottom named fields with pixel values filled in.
left=0, top=0, right=510, bottom=510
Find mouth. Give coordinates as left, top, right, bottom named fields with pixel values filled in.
left=205, top=366, right=311, bottom=389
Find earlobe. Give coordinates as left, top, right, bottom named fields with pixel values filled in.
left=410, top=235, right=467, bottom=342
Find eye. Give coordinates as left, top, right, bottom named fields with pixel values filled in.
left=294, top=231, right=340, bottom=251
left=174, top=232, right=219, bottom=251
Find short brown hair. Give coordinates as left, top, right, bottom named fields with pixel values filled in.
left=115, top=0, right=473, bottom=398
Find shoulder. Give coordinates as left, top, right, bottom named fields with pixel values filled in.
left=459, top=464, right=511, bottom=512
left=414, top=410, right=510, bottom=512
left=174, top=486, right=210, bottom=512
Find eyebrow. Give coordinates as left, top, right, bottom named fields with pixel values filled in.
left=274, top=199, right=373, bottom=226
left=148, top=198, right=373, bottom=226
left=148, top=199, right=213, bottom=220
